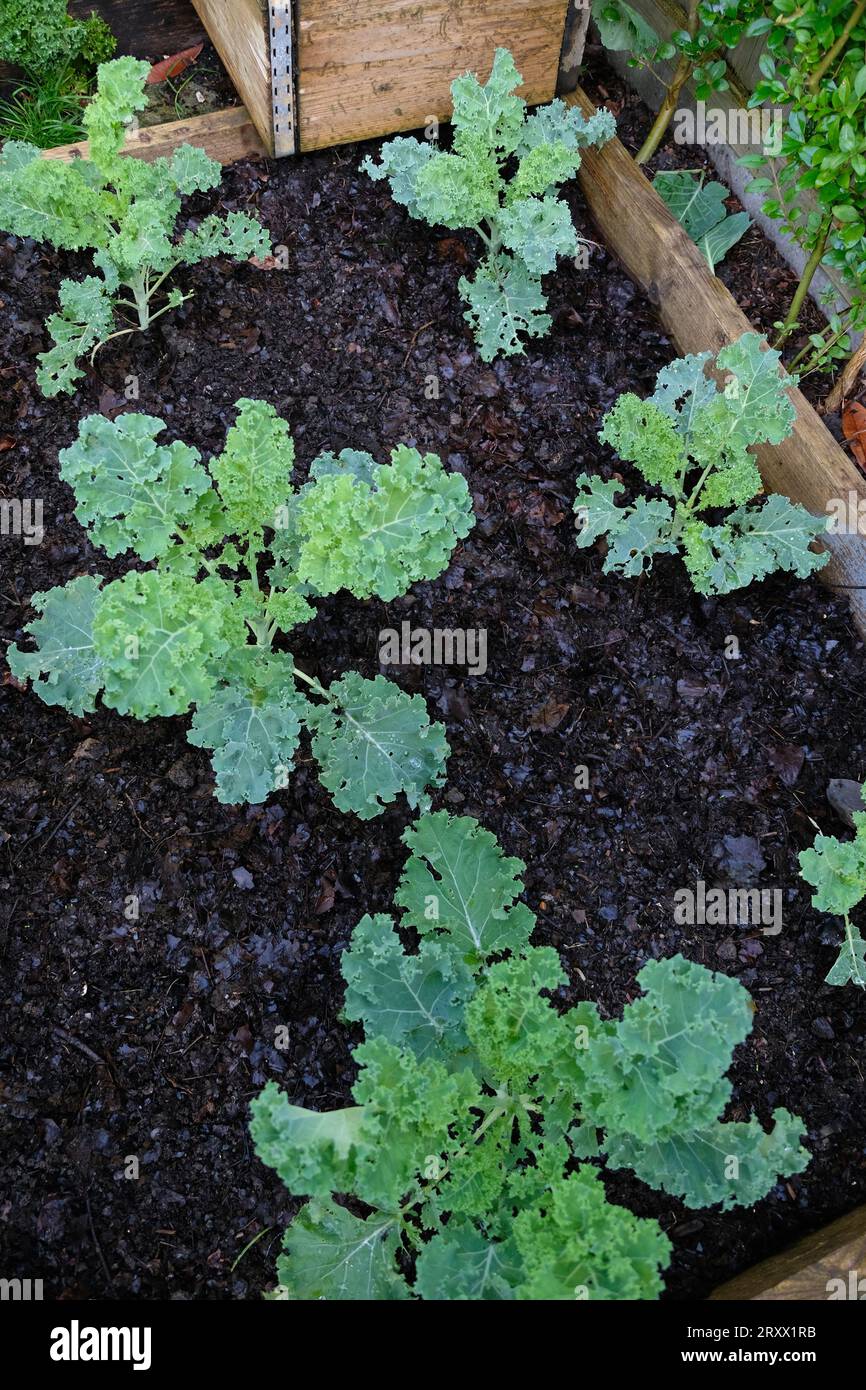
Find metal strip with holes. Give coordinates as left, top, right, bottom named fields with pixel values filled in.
left=269, top=2, right=297, bottom=156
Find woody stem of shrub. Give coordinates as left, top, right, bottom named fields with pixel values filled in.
left=807, top=0, right=866, bottom=93
left=773, top=216, right=833, bottom=348
left=636, top=0, right=699, bottom=166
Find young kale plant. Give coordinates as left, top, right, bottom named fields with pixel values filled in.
left=361, top=47, right=615, bottom=361
left=799, top=812, right=866, bottom=989
left=573, top=332, right=829, bottom=595
left=251, top=812, right=808, bottom=1300
left=0, top=56, right=270, bottom=396
left=8, top=403, right=474, bottom=815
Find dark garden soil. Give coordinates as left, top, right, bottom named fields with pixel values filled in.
left=0, top=52, right=864, bottom=1302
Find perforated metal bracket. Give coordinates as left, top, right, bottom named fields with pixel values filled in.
left=269, top=2, right=297, bottom=156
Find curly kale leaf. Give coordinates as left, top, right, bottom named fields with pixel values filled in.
left=186, top=651, right=307, bottom=806
left=414, top=1221, right=522, bottom=1300
left=450, top=47, right=526, bottom=161
left=211, top=399, right=295, bottom=541
left=7, top=574, right=105, bottom=715
left=38, top=275, right=116, bottom=397
left=361, top=137, right=438, bottom=217
left=512, top=1170, right=670, bottom=1300
left=274, top=1199, right=408, bottom=1301
left=93, top=570, right=237, bottom=718
left=800, top=814, right=866, bottom=988
left=293, top=445, right=473, bottom=601
left=396, top=811, right=536, bottom=963
left=59, top=412, right=210, bottom=560
left=800, top=813, right=866, bottom=917
left=570, top=954, right=810, bottom=1208
left=681, top=496, right=829, bottom=596
left=498, top=194, right=579, bottom=276
left=305, top=673, right=449, bottom=820
left=342, top=914, right=475, bottom=1065
left=459, top=254, right=551, bottom=361
left=361, top=48, right=613, bottom=359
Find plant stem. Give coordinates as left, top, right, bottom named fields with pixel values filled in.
left=807, top=0, right=866, bottom=93
left=636, top=53, right=693, bottom=165
left=636, top=0, right=700, bottom=166
left=773, top=216, right=833, bottom=347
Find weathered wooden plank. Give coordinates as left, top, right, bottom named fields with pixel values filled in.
left=41, top=105, right=267, bottom=166
left=190, top=0, right=274, bottom=154
left=296, top=0, right=570, bottom=152
left=565, top=86, right=866, bottom=636
left=710, top=1205, right=866, bottom=1300
left=68, top=0, right=206, bottom=56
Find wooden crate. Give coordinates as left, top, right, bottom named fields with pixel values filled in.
left=191, top=0, right=571, bottom=156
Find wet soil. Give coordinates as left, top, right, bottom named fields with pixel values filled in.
left=0, top=55, right=863, bottom=1300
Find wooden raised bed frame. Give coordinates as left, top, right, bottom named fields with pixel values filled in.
left=28, top=31, right=866, bottom=1304
left=191, top=0, right=572, bottom=155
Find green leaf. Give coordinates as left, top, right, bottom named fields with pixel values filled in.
left=211, top=398, right=295, bottom=541
left=498, top=194, right=578, bottom=276
left=573, top=473, right=627, bottom=546
left=598, top=395, right=687, bottom=493
left=516, top=99, right=616, bottom=157
left=307, top=672, right=449, bottom=819
left=275, top=1199, right=408, bottom=1301
left=699, top=211, right=751, bottom=273
left=250, top=1081, right=367, bottom=1199
left=37, top=275, right=116, bottom=397
left=168, top=144, right=222, bottom=196
left=295, top=445, right=473, bottom=601
left=342, top=913, right=476, bottom=1063
left=714, top=332, right=797, bottom=447
left=7, top=575, right=105, bottom=715
left=606, top=1109, right=809, bottom=1210
left=59, top=412, right=211, bottom=560
left=824, top=919, right=866, bottom=989
left=396, top=811, right=536, bottom=962
left=682, top=496, right=828, bottom=595
left=93, top=570, right=234, bottom=718
left=507, top=141, right=582, bottom=203
left=513, top=1170, right=670, bottom=1300
left=176, top=209, right=270, bottom=266
left=187, top=651, right=307, bottom=805
left=602, top=497, right=678, bottom=578
left=360, top=137, right=437, bottom=218
left=466, top=949, right=569, bottom=1087
left=0, top=153, right=108, bottom=251
left=459, top=254, right=551, bottom=361
left=591, top=0, right=659, bottom=55
left=654, top=171, right=750, bottom=272
left=82, top=56, right=151, bottom=172
left=573, top=954, right=810, bottom=1209
left=799, top=814, right=866, bottom=918
left=450, top=47, right=526, bottom=160
left=413, top=150, right=500, bottom=230
left=414, top=1221, right=521, bottom=1300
